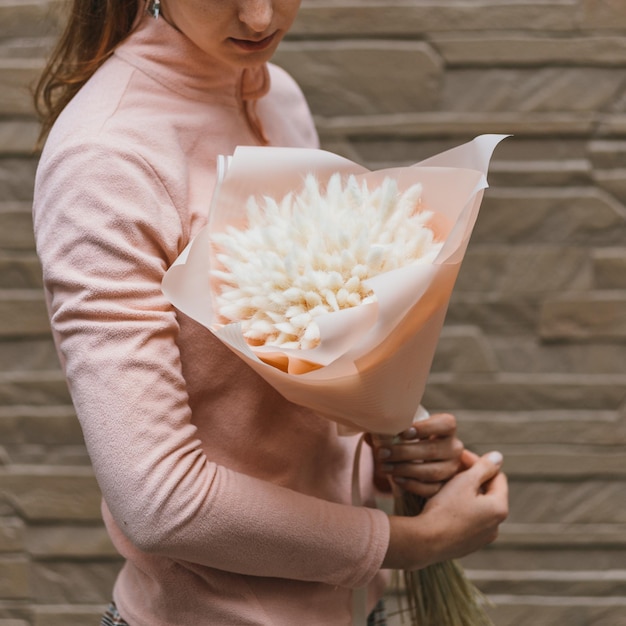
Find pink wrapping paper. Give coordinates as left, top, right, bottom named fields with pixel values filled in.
left=162, top=134, right=508, bottom=435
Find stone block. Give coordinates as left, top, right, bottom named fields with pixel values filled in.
left=0, top=405, right=81, bottom=446
left=31, top=605, right=106, bottom=626
left=498, top=523, right=626, bottom=548
left=0, top=556, right=29, bottom=599
left=488, top=336, right=626, bottom=375
left=0, top=517, right=23, bottom=552
left=1, top=444, right=90, bottom=466
left=462, top=545, right=626, bottom=572
left=589, top=140, right=626, bottom=169
left=291, top=1, right=576, bottom=36
left=540, top=292, right=626, bottom=341
left=506, top=480, right=626, bottom=524
left=424, top=372, right=626, bottom=412
left=348, top=137, right=591, bottom=176
left=0, top=121, right=40, bottom=156
left=384, top=592, right=626, bottom=626
left=474, top=188, right=626, bottom=245
left=0, top=338, right=59, bottom=373
left=582, top=0, right=626, bottom=30
left=274, top=41, right=442, bottom=116
left=0, top=1, right=65, bottom=40
left=488, top=159, right=592, bottom=189
left=0, top=38, right=54, bottom=60
left=597, top=113, right=626, bottom=137
left=443, top=68, right=623, bottom=114
left=455, top=409, right=626, bottom=445
left=316, top=111, right=595, bottom=140
left=431, top=325, right=498, bottom=373
left=446, top=292, right=540, bottom=334
left=31, top=561, right=120, bottom=604
left=0, top=466, right=101, bottom=521
left=594, top=168, right=626, bottom=204
left=434, top=35, right=626, bottom=66
left=593, top=248, right=626, bottom=289
left=484, top=138, right=589, bottom=162
left=455, top=245, right=591, bottom=293
left=0, top=291, right=50, bottom=338
left=0, top=499, right=16, bottom=516
left=467, top=446, right=626, bottom=480
left=0, top=203, right=36, bottom=251
left=0, top=159, right=37, bottom=203
left=0, top=370, right=70, bottom=406
left=486, top=599, right=626, bottom=626
left=467, top=567, right=626, bottom=598
left=0, top=59, right=41, bottom=115
left=26, top=525, right=118, bottom=559
left=0, top=254, right=42, bottom=289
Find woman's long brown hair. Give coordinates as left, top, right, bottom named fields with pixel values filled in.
left=34, top=0, right=139, bottom=147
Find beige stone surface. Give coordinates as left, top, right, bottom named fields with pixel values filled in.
left=0, top=466, right=101, bottom=521
left=1, top=0, right=625, bottom=622
left=0, top=517, right=23, bottom=552
left=0, top=204, right=36, bottom=251
left=30, top=605, right=105, bottom=626
left=593, top=248, right=626, bottom=289
left=540, top=292, right=626, bottom=341
left=291, top=1, right=578, bottom=35
left=274, top=41, right=443, bottom=116
left=0, top=60, right=41, bottom=115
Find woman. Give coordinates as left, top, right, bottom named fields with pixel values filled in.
left=33, top=1, right=508, bottom=624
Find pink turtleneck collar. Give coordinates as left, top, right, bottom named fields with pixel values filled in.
left=115, top=11, right=271, bottom=141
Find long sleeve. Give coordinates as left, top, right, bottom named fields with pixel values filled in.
left=33, top=136, right=389, bottom=590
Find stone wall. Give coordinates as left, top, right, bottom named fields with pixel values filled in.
left=1, top=1, right=625, bottom=625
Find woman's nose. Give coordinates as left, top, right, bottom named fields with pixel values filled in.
left=238, top=0, right=274, bottom=34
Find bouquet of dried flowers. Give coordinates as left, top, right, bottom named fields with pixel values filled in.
left=163, top=135, right=507, bottom=625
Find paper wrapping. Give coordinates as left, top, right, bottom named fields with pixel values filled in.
left=162, top=134, right=508, bottom=435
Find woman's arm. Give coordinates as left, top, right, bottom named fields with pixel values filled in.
left=34, top=136, right=507, bottom=590
left=33, top=137, right=388, bottom=590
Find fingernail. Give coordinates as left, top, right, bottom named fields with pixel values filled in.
left=382, top=463, right=394, bottom=473
left=393, top=476, right=406, bottom=484
left=378, top=448, right=391, bottom=460
left=487, top=451, right=503, bottom=465
left=403, top=427, right=418, bottom=439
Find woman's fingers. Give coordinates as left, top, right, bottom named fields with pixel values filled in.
left=460, top=448, right=480, bottom=469
left=400, top=412, right=457, bottom=440
left=383, top=452, right=509, bottom=570
left=378, top=435, right=464, bottom=464
left=463, top=451, right=504, bottom=489
left=385, top=458, right=460, bottom=483
left=370, top=413, right=471, bottom=494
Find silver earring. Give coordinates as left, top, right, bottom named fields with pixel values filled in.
left=148, top=0, right=161, bottom=19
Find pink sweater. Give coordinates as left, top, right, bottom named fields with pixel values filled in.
left=33, top=12, right=389, bottom=626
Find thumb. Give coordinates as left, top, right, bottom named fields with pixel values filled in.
left=465, top=451, right=503, bottom=487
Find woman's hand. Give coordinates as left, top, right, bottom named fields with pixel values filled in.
left=369, top=413, right=464, bottom=497
left=382, top=451, right=509, bottom=571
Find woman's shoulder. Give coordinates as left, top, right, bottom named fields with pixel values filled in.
left=262, top=64, right=319, bottom=149
left=37, top=55, right=192, bottom=201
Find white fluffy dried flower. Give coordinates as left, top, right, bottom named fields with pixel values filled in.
left=211, top=173, right=442, bottom=350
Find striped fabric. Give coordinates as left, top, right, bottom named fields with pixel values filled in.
left=101, top=603, right=130, bottom=626
left=101, top=600, right=387, bottom=625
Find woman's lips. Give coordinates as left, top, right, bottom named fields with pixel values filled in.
left=229, top=32, right=277, bottom=52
